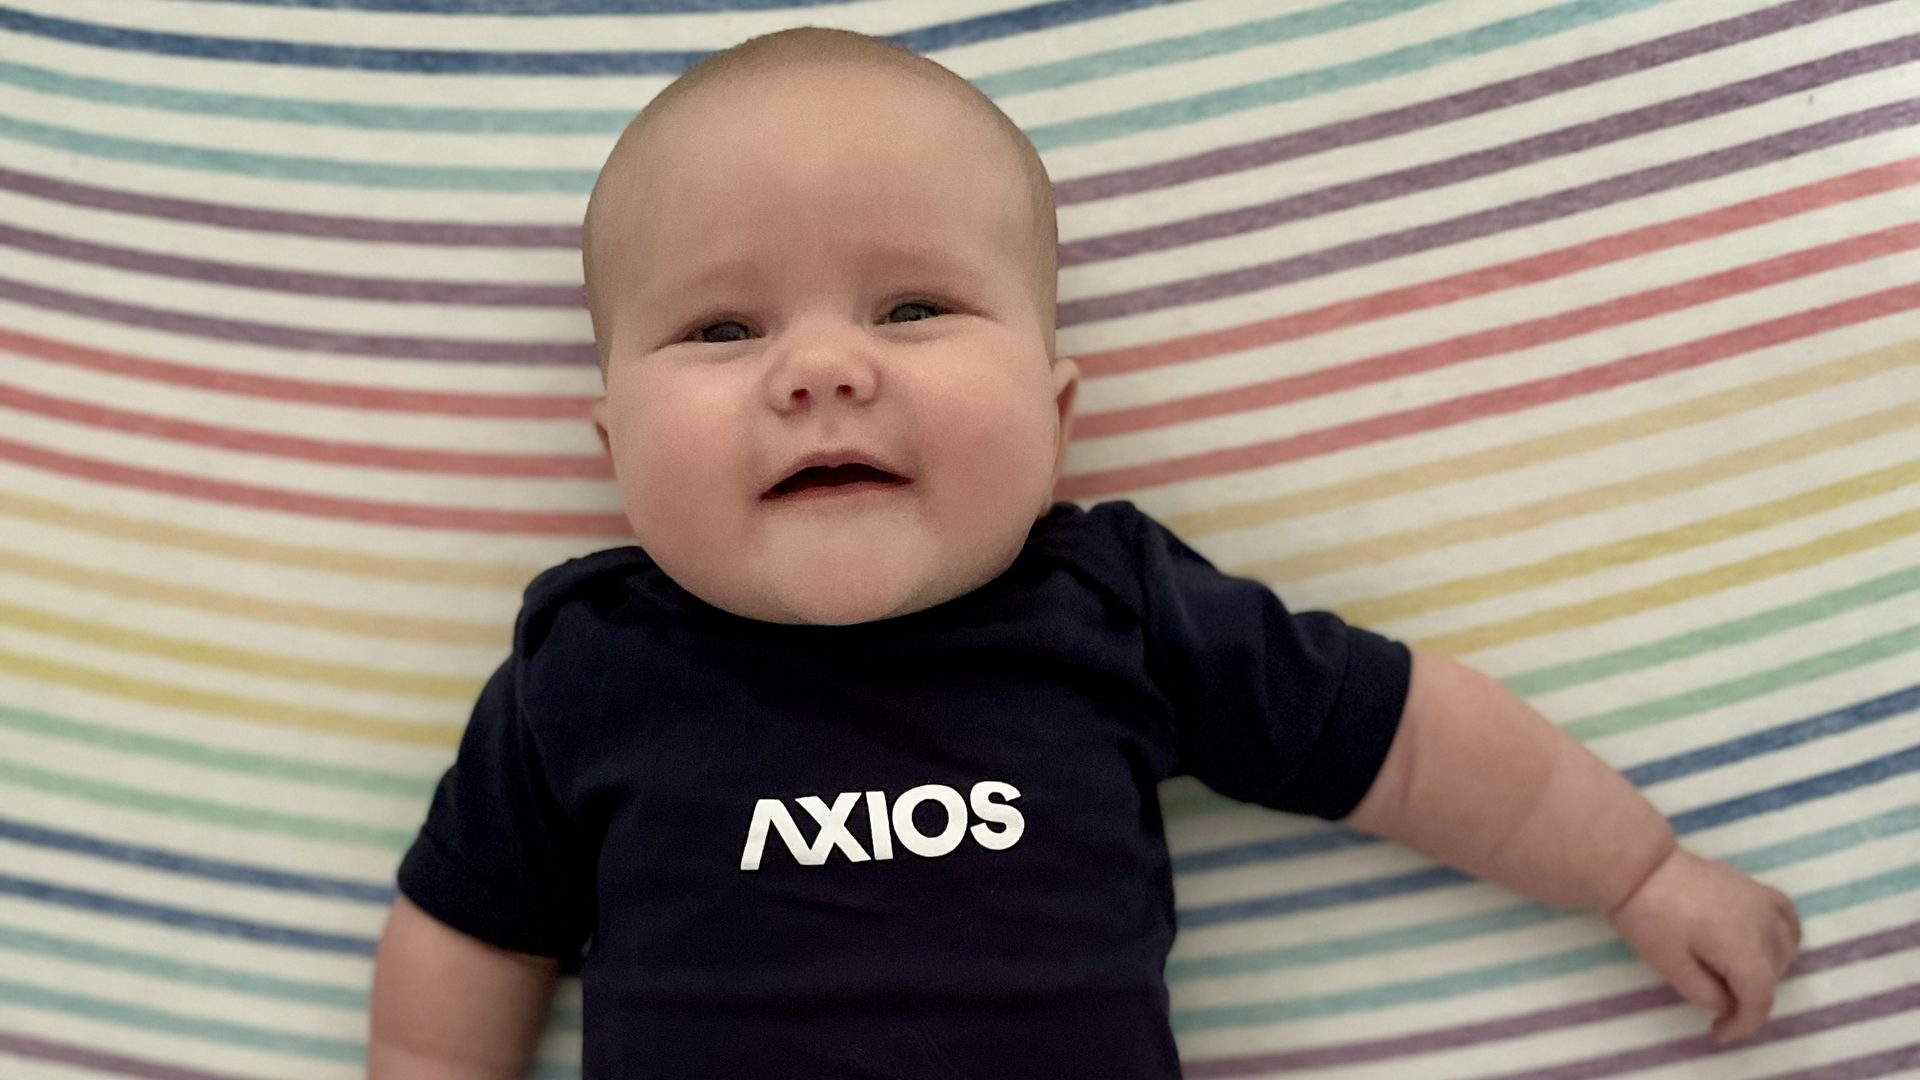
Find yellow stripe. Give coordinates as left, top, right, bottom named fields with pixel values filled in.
left=0, top=549, right=507, bottom=646
left=0, top=647, right=459, bottom=747
left=1241, top=400, right=1920, bottom=582
left=0, top=602, right=484, bottom=700
left=1341, top=459, right=1920, bottom=625
left=1164, top=340, right=1920, bottom=539
left=0, top=490, right=540, bottom=587
left=1413, top=507, right=1920, bottom=656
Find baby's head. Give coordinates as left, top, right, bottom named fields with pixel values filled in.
left=586, top=28, right=1078, bottom=626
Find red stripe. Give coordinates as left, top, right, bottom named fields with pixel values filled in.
left=1074, top=158, right=1920, bottom=379
left=1057, top=283, right=1920, bottom=500
left=0, top=436, right=630, bottom=536
left=0, top=328, right=594, bottom=418
left=1076, top=221, right=1920, bottom=439
left=0, top=382, right=611, bottom=478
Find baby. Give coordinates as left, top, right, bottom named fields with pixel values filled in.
left=368, top=28, right=1802, bottom=1079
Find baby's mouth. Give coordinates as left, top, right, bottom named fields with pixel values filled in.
left=763, top=463, right=911, bottom=499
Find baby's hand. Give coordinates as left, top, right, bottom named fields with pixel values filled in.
left=1607, top=848, right=1801, bottom=1043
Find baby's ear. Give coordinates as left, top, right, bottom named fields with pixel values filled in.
left=589, top=398, right=613, bottom=456
left=1051, top=356, right=1080, bottom=470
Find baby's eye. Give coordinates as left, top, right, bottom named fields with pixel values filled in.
left=694, top=320, right=752, bottom=344
left=884, top=301, right=942, bottom=324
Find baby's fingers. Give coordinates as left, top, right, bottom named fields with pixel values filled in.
left=1706, top=950, right=1777, bottom=1044
left=1656, top=949, right=1732, bottom=1020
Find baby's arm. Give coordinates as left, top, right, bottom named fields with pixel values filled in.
left=1346, top=649, right=1801, bottom=1042
left=368, top=894, right=561, bottom=1080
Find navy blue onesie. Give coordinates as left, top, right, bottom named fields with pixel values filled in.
left=398, top=501, right=1410, bottom=1078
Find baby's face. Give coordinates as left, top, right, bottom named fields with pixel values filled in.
left=590, top=65, right=1076, bottom=625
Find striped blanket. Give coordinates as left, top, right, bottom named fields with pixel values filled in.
left=0, top=0, right=1915, bottom=1077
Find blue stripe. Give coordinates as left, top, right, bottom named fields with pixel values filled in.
left=1670, top=745, right=1920, bottom=835
left=0, top=874, right=378, bottom=956
left=1622, top=682, right=1920, bottom=788
left=0, top=922, right=368, bottom=1007
left=170, top=0, right=856, bottom=9
left=0, top=113, right=596, bottom=193
left=0, top=0, right=1448, bottom=135
left=1173, top=679, right=1920, bottom=876
left=1177, top=742, right=1920, bottom=928
left=1023, top=0, right=1685, bottom=149
left=0, top=816, right=394, bottom=904
left=0, top=0, right=1198, bottom=75
left=0, top=0, right=1702, bottom=186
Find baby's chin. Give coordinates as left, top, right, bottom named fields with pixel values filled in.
left=667, top=517, right=1020, bottom=626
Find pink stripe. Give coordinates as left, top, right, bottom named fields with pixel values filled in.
left=0, top=327, right=593, bottom=418
left=1075, top=159, right=1920, bottom=379
left=0, top=382, right=610, bottom=478
left=0, top=435, right=630, bottom=536
left=1057, top=284, right=1920, bottom=499
left=0, top=1029, right=266, bottom=1080
left=1185, top=921, right=1920, bottom=1075
left=1466, top=985, right=1920, bottom=1080
left=1076, top=222, right=1920, bottom=439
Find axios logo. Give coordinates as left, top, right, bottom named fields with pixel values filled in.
left=739, top=781, right=1023, bottom=871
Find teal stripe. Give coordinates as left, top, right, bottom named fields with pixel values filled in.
left=0, top=59, right=636, bottom=135
left=1509, top=564, right=1920, bottom=697
left=0, top=923, right=366, bottom=1008
left=0, top=0, right=1450, bottom=136
left=1566, top=621, right=1920, bottom=740
left=0, top=978, right=364, bottom=1059
left=1172, top=859, right=1920, bottom=1030
left=1166, top=800, right=1920, bottom=981
left=0, top=702, right=437, bottom=799
left=1025, top=0, right=1683, bottom=149
left=0, top=758, right=415, bottom=850
left=0, top=0, right=1687, bottom=186
left=0, top=113, right=598, bottom=193
left=979, top=0, right=1456, bottom=96
left=1161, top=569, right=1920, bottom=821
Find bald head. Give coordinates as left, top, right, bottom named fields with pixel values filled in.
left=582, top=28, right=1058, bottom=368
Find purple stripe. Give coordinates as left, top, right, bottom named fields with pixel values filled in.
left=0, top=274, right=595, bottom=365
left=0, top=222, right=580, bottom=306
left=1056, top=0, right=1893, bottom=204
left=0, top=1030, right=265, bottom=1080
left=1463, top=985, right=1920, bottom=1080
left=1061, top=34, right=1920, bottom=267
left=1762, top=1042, right=1920, bottom=1080
left=0, top=165, right=577, bottom=247
left=1058, top=95, right=1920, bottom=327
left=1186, top=921, right=1920, bottom=1075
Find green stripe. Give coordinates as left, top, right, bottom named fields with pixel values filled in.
left=0, top=923, right=366, bottom=1007
left=1166, top=800, right=1920, bottom=981
left=0, top=759, right=414, bottom=850
left=975, top=0, right=1454, bottom=96
left=0, top=978, right=364, bottom=1060
left=0, top=113, right=598, bottom=193
left=0, top=59, right=634, bottom=135
left=1161, top=569, right=1920, bottom=821
left=0, top=0, right=1689, bottom=186
left=8, top=803, right=1911, bottom=1056
left=1566, top=621, right=1920, bottom=740
left=1026, top=0, right=1682, bottom=149
left=1509, top=565, right=1920, bottom=697
left=1172, top=858, right=1920, bottom=1030
left=0, top=702, right=437, bottom=799
left=0, top=0, right=1455, bottom=135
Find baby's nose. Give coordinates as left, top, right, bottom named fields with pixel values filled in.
left=770, top=337, right=878, bottom=412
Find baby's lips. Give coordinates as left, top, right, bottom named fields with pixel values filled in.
left=762, top=447, right=910, bottom=497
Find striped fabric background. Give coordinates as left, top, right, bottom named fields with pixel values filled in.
left=0, top=0, right=1916, bottom=1077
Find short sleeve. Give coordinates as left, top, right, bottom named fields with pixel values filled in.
left=396, top=656, right=595, bottom=958
left=1100, top=504, right=1411, bottom=821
